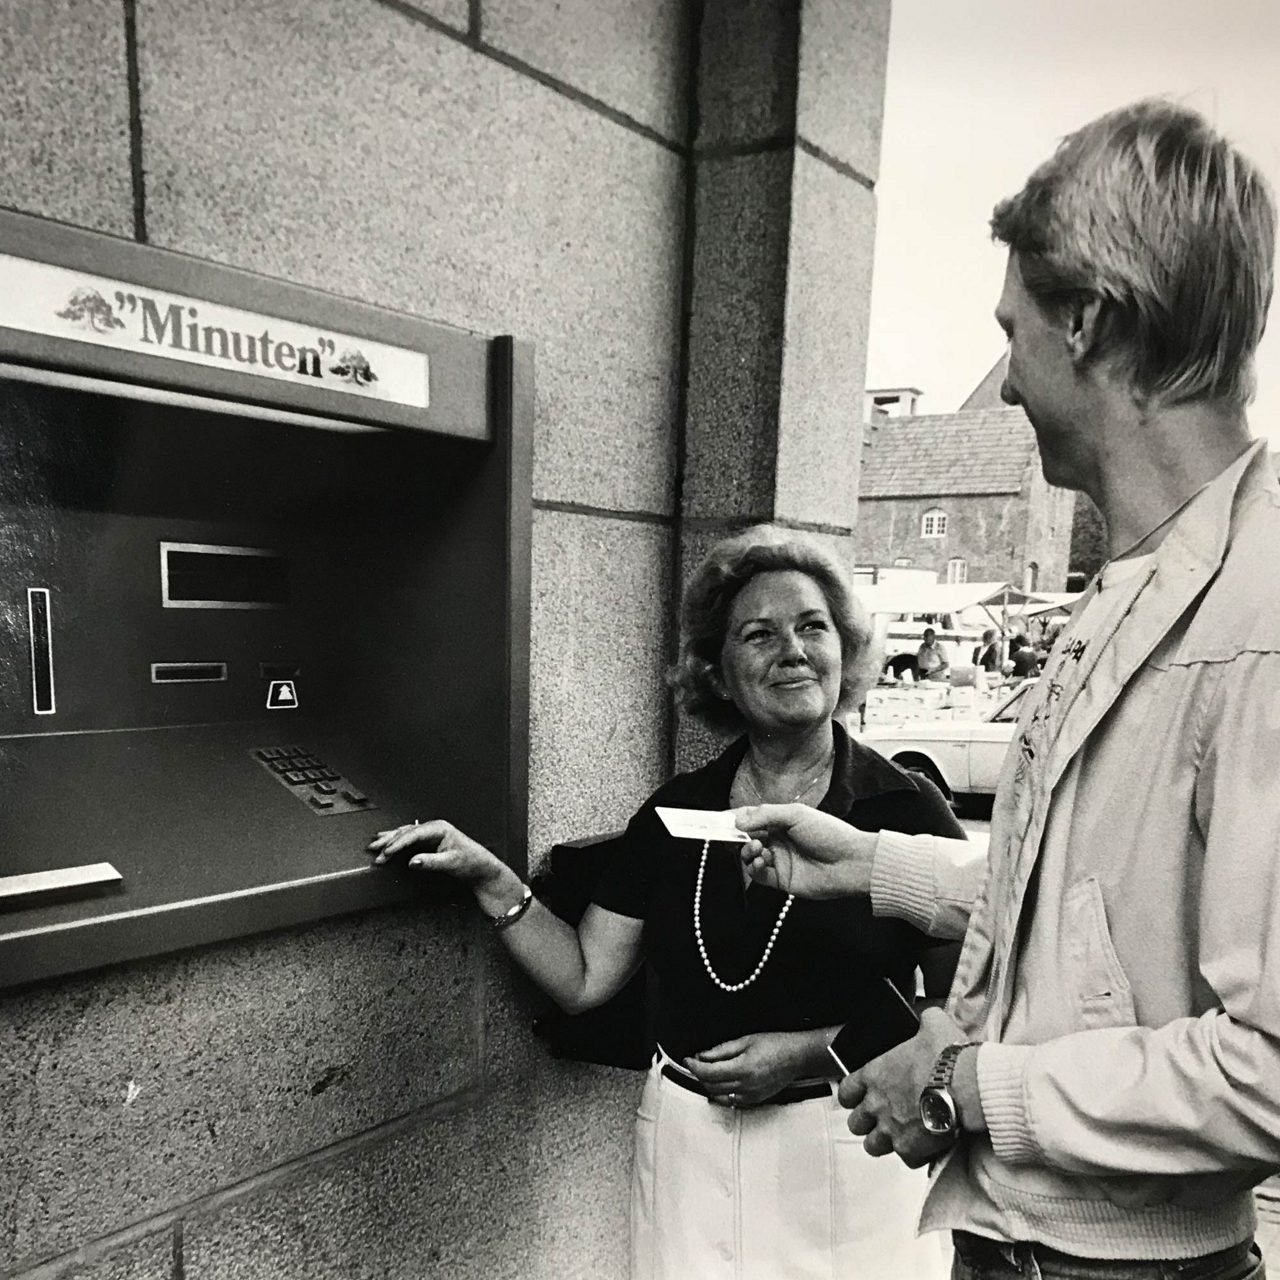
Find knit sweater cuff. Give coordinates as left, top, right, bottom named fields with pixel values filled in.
left=978, top=1042, right=1041, bottom=1165
left=870, top=830, right=941, bottom=934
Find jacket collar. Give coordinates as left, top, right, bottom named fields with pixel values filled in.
left=826, top=720, right=920, bottom=813
left=1034, top=437, right=1273, bottom=798
left=1159, top=436, right=1275, bottom=574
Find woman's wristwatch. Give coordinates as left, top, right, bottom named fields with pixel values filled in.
left=919, top=1042, right=978, bottom=1137
left=488, top=884, right=534, bottom=931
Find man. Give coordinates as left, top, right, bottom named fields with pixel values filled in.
left=916, top=627, right=951, bottom=681
left=1007, top=633, right=1039, bottom=679
left=738, top=99, right=1279, bottom=1279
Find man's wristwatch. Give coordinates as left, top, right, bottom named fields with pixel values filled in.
left=919, top=1042, right=977, bottom=1137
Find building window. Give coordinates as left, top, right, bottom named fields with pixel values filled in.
left=946, top=557, right=967, bottom=584
left=1024, top=561, right=1040, bottom=593
left=921, top=509, right=947, bottom=538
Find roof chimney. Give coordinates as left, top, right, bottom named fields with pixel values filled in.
left=864, top=387, right=922, bottom=420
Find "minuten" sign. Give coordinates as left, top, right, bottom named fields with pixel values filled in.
left=0, top=253, right=430, bottom=409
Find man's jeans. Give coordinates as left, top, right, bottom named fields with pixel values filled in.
left=951, top=1232, right=1265, bottom=1280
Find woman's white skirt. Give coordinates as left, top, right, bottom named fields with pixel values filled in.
left=630, top=1056, right=950, bottom=1280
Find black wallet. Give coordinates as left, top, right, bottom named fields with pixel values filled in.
left=827, top=978, right=921, bottom=1075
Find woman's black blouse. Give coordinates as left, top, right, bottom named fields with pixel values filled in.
left=590, top=720, right=965, bottom=1063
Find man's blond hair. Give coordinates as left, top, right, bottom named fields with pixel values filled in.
left=992, top=99, right=1275, bottom=408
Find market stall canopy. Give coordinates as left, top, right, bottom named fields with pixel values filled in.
left=1019, top=592, right=1084, bottom=618
left=856, top=581, right=1039, bottom=617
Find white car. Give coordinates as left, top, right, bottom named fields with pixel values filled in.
left=857, top=682, right=1033, bottom=803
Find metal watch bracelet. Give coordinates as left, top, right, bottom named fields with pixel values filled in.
left=490, top=884, right=534, bottom=931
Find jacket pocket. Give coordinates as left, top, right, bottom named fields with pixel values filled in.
left=1064, top=876, right=1137, bottom=1031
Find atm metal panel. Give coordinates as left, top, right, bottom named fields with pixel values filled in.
left=0, top=297, right=532, bottom=989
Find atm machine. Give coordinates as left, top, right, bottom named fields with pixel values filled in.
left=0, top=211, right=531, bottom=988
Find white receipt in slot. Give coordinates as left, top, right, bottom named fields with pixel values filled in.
left=654, top=807, right=749, bottom=843
left=0, top=862, right=123, bottom=910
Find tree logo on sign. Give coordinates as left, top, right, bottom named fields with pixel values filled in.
left=57, top=287, right=126, bottom=333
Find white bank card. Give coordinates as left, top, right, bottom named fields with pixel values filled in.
left=655, top=806, right=749, bottom=843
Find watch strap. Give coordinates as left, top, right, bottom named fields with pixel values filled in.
left=928, top=1041, right=974, bottom=1090
left=490, top=884, right=533, bottom=931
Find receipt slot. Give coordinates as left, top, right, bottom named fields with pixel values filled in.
left=0, top=211, right=531, bottom=988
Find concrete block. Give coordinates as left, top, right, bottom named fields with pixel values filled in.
left=775, top=152, right=877, bottom=528
left=683, top=151, right=794, bottom=520
left=696, top=0, right=799, bottom=149
left=528, top=509, right=672, bottom=866
left=0, top=908, right=478, bottom=1267
left=396, top=0, right=470, bottom=33
left=670, top=523, right=732, bottom=776
left=19, top=1227, right=175, bottom=1280
left=483, top=0, right=690, bottom=142
left=137, top=0, right=684, bottom=516
left=182, top=1059, right=634, bottom=1280
left=0, top=0, right=133, bottom=235
left=796, top=0, right=891, bottom=182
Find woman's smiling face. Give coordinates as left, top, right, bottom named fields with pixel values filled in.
left=717, top=570, right=843, bottom=736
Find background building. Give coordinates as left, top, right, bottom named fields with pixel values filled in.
left=856, top=360, right=1076, bottom=591
left=0, top=2, right=890, bottom=1277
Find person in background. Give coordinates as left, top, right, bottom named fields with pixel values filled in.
left=735, top=99, right=1280, bottom=1280
left=972, top=629, right=1002, bottom=672
left=1007, top=633, right=1039, bottom=679
left=916, top=627, right=951, bottom=682
left=369, top=526, right=962, bottom=1279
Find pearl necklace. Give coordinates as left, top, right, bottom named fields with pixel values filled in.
left=692, top=751, right=831, bottom=994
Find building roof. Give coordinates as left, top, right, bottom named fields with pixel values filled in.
left=959, top=352, right=1009, bottom=410
left=860, top=405, right=1036, bottom=497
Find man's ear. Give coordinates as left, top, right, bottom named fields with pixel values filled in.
left=1065, top=294, right=1105, bottom=366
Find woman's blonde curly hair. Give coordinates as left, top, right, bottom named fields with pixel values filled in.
left=669, top=525, right=881, bottom=734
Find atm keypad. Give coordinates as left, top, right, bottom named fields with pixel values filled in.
left=252, top=746, right=376, bottom=816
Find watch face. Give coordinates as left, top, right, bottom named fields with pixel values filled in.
left=919, top=1087, right=958, bottom=1135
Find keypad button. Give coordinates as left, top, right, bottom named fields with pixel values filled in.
left=256, top=747, right=373, bottom=814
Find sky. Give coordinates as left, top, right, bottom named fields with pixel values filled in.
left=865, top=0, right=1280, bottom=442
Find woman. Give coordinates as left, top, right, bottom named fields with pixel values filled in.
left=369, top=526, right=962, bottom=1279
left=974, top=629, right=1002, bottom=672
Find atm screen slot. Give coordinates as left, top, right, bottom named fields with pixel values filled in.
left=160, top=542, right=287, bottom=609
left=259, top=662, right=302, bottom=681
left=151, top=662, right=228, bottom=683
